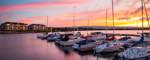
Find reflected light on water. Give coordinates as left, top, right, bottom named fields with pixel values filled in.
left=0, top=30, right=150, bottom=60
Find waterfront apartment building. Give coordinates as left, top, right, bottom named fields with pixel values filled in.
left=28, top=24, right=46, bottom=30
left=0, top=22, right=28, bottom=31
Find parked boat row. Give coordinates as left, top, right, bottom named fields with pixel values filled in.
left=37, top=32, right=150, bottom=60
left=36, top=1, right=150, bottom=60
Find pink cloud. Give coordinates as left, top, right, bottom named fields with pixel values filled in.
left=21, top=19, right=33, bottom=24
left=4, top=0, right=150, bottom=27
left=0, top=0, right=90, bottom=12
left=62, top=0, right=89, bottom=3
left=0, top=2, right=65, bottom=12
left=20, top=16, right=47, bottom=24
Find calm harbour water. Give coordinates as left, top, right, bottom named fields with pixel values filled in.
left=0, top=30, right=149, bottom=60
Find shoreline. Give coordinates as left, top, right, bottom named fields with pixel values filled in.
left=0, top=29, right=149, bottom=34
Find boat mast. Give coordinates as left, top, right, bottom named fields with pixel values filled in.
left=141, top=0, right=144, bottom=33
left=87, top=15, right=90, bottom=35
left=112, top=0, right=115, bottom=37
left=105, top=9, right=108, bottom=33
left=139, top=0, right=145, bottom=43
left=73, top=6, right=76, bottom=34
left=47, top=16, right=52, bottom=33
left=143, top=1, right=150, bottom=30
left=47, top=16, right=49, bottom=33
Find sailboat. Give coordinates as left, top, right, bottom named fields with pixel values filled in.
left=117, top=33, right=150, bottom=60
left=55, top=32, right=85, bottom=46
left=117, top=0, right=150, bottom=60
left=72, top=11, right=106, bottom=52
left=72, top=32, right=109, bottom=52
left=55, top=6, right=85, bottom=46
left=39, top=16, right=61, bottom=41
left=37, top=16, right=51, bottom=39
left=94, top=0, right=133, bottom=53
left=47, top=32, right=62, bottom=41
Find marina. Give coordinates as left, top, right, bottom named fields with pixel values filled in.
left=0, top=30, right=150, bottom=60
left=0, top=0, right=150, bottom=60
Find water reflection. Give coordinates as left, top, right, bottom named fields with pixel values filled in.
left=0, top=34, right=113, bottom=60
left=0, top=30, right=150, bottom=60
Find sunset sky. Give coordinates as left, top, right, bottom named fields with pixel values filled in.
left=0, top=0, right=149, bottom=27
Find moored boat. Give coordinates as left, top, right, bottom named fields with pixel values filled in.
left=55, top=38, right=85, bottom=46
left=55, top=32, right=85, bottom=46
left=90, top=32, right=106, bottom=40
left=94, top=40, right=131, bottom=54
left=94, top=35, right=134, bottom=54
left=47, top=33, right=62, bottom=41
left=37, top=33, right=52, bottom=40
left=116, top=47, right=150, bottom=60
left=116, top=32, right=150, bottom=60
left=72, top=36, right=105, bottom=52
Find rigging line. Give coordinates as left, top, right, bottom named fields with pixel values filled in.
left=143, top=1, right=150, bottom=29
left=86, top=4, right=94, bottom=35
left=86, top=0, right=102, bottom=25
left=85, top=0, right=101, bottom=35
left=141, top=0, right=144, bottom=33
left=86, top=0, right=102, bottom=12
left=91, top=0, right=101, bottom=10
